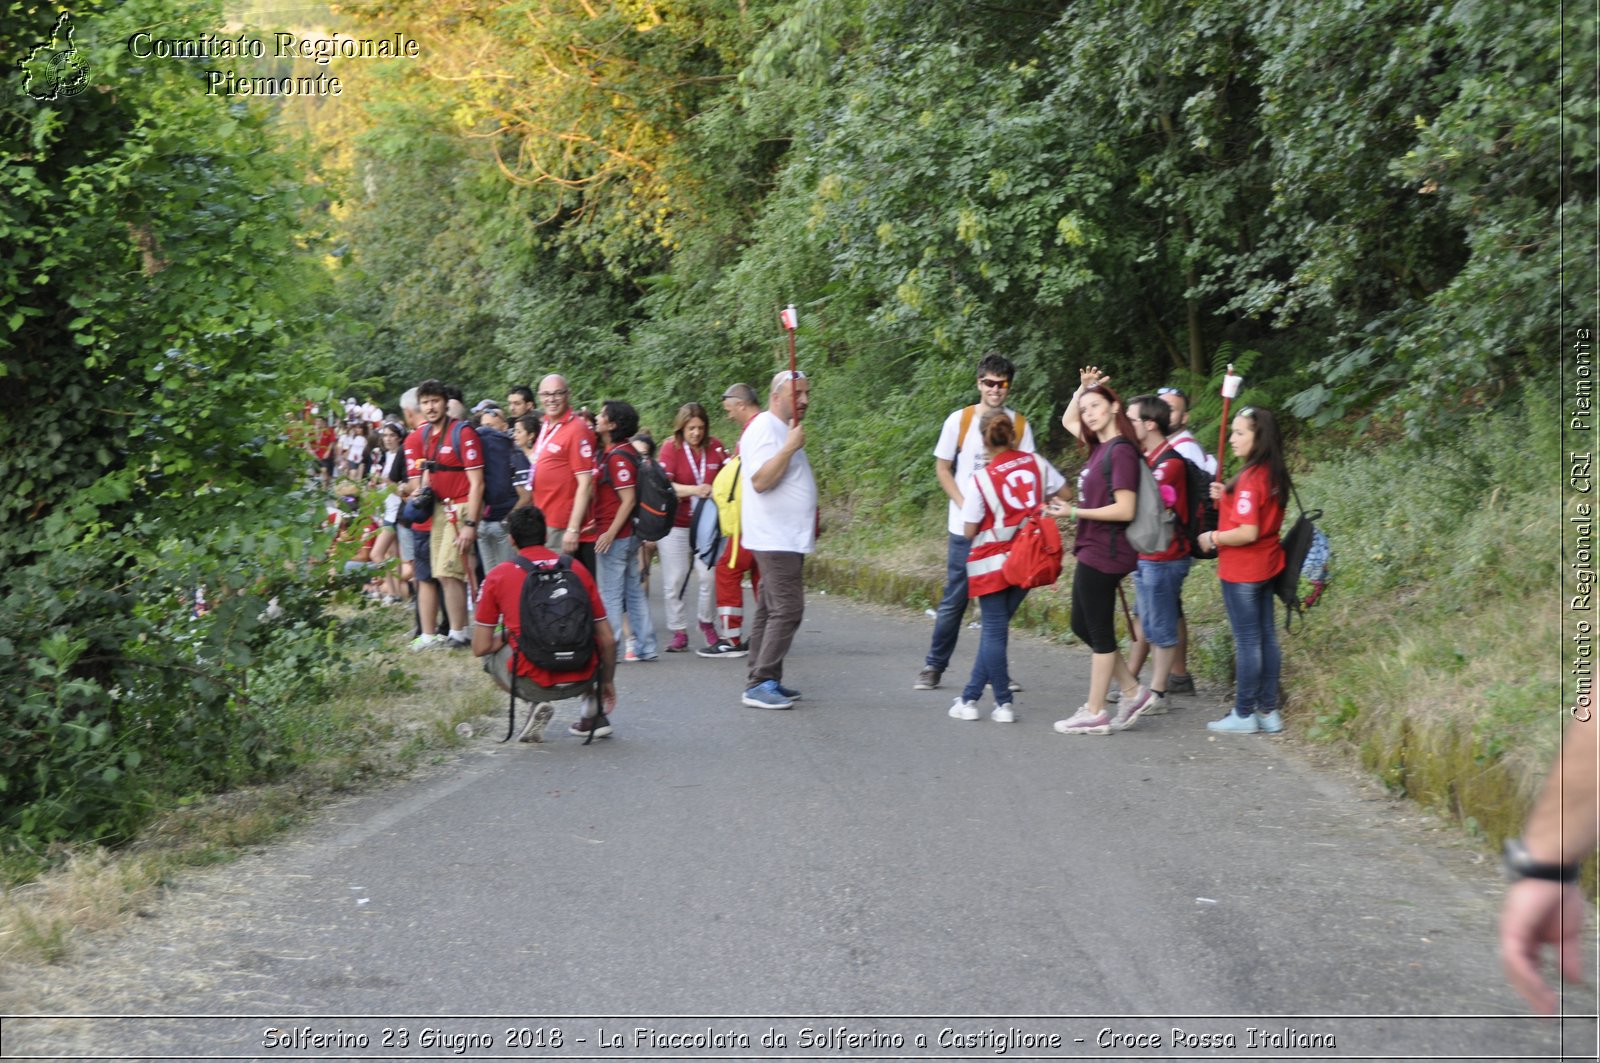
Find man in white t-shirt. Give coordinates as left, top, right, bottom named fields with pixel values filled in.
left=914, top=352, right=1036, bottom=691
left=738, top=369, right=817, bottom=710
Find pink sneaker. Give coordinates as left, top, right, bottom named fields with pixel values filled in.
left=699, top=620, right=719, bottom=647
left=665, top=630, right=690, bottom=653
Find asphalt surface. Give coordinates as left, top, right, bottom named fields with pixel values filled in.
left=4, top=587, right=1596, bottom=1061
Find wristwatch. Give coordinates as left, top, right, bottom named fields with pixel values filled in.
left=1503, top=838, right=1580, bottom=883
left=462, top=519, right=478, bottom=528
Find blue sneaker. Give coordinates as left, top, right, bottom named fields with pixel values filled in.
left=1256, top=710, right=1284, bottom=734
left=741, top=680, right=794, bottom=709
left=1207, top=712, right=1261, bottom=734
left=775, top=682, right=802, bottom=700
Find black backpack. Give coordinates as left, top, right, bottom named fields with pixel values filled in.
left=1273, top=484, right=1332, bottom=631
left=630, top=453, right=678, bottom=542
left=476, top=427, right=520, bottom=521
left=512, top=555, right=595, bottom=672
left=1158, top=443, right=1221, bottom=560
left=600, top=444, right=679, bottom=542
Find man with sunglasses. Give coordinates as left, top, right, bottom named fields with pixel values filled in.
left=915, top=352, right=1037, bottom=692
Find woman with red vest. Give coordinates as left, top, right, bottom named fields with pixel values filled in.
left=950, top=410, right=1066, bottom=723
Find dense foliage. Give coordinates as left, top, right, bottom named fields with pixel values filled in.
left=1, top=0, right=364, bottom=863
left=325, top=0, right=1590, bottom=473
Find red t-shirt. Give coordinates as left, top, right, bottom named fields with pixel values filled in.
left=403, top=419, right=483, bottom=532
left=311, top=427, right=336, bottom=459
left=589, top=443, right=638, bottom=541
left=1140, top=444, right=1191, bottom=562
left=403, top=419, right=483, bottom=502
left=657, top=436, right=728, bottom=528
left=531, top=412, right=597, bottom=531
left=475, top=545, right=607, bottom=686
left=1218, top=463, right=1285, bottom=583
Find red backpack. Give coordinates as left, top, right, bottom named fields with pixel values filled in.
left=1002, top=508, right=1064, bottom=589
left=975, top=455, right=1063, bottom=589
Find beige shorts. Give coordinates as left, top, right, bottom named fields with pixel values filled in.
left=430, top=504, right=468, bottom=581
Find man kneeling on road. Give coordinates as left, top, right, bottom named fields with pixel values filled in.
left=473, top=506, right=618, bottom=742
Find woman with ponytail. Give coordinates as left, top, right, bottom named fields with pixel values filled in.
left=951, top=408, right=1066, bottom=723
left=1049, top=366, right=1159, bottom=735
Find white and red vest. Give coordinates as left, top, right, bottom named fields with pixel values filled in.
left=965, top=451, right=1049, bottom=597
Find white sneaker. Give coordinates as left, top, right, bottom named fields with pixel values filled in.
left=408, top=633, right=445, bottom=652
left=990, top=704, right=1016, bottom=723
left=948, top=697, right=980, bottom=721
left=1139, top=691, right=1169, bottom=716
left=517, top=701, right=555, bottom=743
left=1054, top=705, right=1112, bottom=735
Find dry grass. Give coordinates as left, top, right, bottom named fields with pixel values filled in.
left=0, top=630, right=499, bottom=981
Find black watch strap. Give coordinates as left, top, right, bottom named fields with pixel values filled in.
left=1503, top=838, right=1581, bottom=883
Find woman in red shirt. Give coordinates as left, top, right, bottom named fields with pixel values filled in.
left=656, top=402, right=728, bottom=652
left=1201, top=406, right=1291, bottom=735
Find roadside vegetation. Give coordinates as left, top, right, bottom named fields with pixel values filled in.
left=2, top=0, right=1590, bottom=972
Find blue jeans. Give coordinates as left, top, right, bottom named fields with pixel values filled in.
left=925, top=533, right=972, bottom=671
left=962, top=585, right=1027, bottom=706
left=1133, top=557, right=1192, bottom=648
left=1220, top=578, right=1280, bottom=717
left=595, top=535, right=658, bottom=659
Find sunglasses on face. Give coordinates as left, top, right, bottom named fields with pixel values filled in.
left=978, top=378, right=1010, bottom=390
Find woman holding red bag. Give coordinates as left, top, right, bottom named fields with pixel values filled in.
left=950, top=410, right=1065, bottom=723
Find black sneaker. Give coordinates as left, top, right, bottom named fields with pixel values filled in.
left=568, top=715, right=613, bottom=739
left=697, top=640, right=748, bottom=658
left=1167, top=673, right=1196, bottom=695
left=914, top=667, right=942, bottom=690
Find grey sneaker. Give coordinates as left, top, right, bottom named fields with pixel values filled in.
left=1166, top=673, right=1196, bottom=695
left=914, top=667, right=942, bottom=690
left=517, top=701, right=555, bottom=743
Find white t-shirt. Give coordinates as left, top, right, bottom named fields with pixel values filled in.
left=739, top=411, right=817, bottom=554
left=933, top=405, right=1036, bottom=535
left=1167, top=428, right=1217, bottom=476
left=342, top=433, right=368, bottom=465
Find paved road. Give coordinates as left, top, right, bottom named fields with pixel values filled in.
left=5, top=590, right=1596, bottom=1061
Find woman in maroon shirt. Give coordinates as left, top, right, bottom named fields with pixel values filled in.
left=1201, top=406, right=1291, bottom=735
left=1050, top=366, right=1158, bottom=735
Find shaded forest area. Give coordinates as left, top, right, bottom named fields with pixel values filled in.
left=1, top=0, right=1592, bottom=863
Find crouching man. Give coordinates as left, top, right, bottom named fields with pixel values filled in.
left=473, top=505, right=619, bottom=742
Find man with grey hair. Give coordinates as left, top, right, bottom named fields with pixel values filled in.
left=736, top=370, right=815, bottom=709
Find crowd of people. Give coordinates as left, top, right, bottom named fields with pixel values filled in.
left=290, top=369, right=817, bottom=737
left=917, top=355, right=1293, bottom=739
left=295, top=357, right=1297, bottom=741
left=288, top=366, right=1595, bottom=1018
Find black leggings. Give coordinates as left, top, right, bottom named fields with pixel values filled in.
left=1071, top=560, right=1126, bottom=655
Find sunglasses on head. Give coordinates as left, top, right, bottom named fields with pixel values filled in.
left=1158, top=386, right=1187, bottom=399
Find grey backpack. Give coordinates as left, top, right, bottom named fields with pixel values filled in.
left=1102, top=438, right=1173, bottom=555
